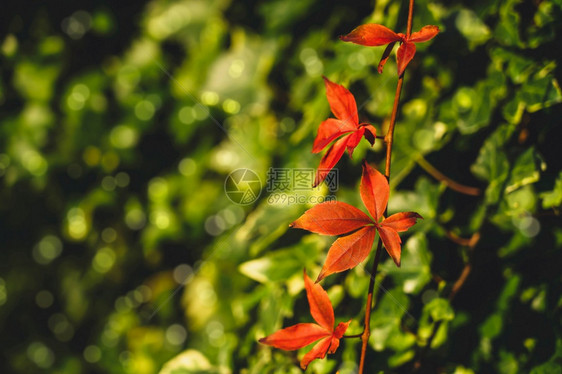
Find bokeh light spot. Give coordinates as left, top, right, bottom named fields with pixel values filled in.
left=166, top=324, right=187, bottom=346
left=27, top=342, right=55, bottom=369
left=93, top=247, right=116, bottom=273
left=135, top=100, right=155, bottom=121
left=83, top=345, right=102, bottom=363
left=110, top=125, right=138, bottom=149
left=32, top=235, right=63, bottom=265
left=115, top=172, right=130, bottom=187
left=36, top=290, right=54, bottom=309
left=125, top=208, right=146, bottom=230
left=173, top=264, right=193, bottom=284
left=178, top=158, right=196, bottom=176
left=179, top=106, right=195, bottom=124
left=222, top=99, right=240, bottom=114
left=201, top=91, right=219, bottom=106
left=228, top=59, right=245, bottom=78
left=101, top=227, right=117, bottom=243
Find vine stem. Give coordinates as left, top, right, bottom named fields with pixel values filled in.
left=415, top=154, right=481, bottom=196
left=358, top=0, right=415, bottom=372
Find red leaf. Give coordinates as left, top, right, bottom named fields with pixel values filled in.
left=323, top=77, right=359, bottom=125
left=300, top=336, right=332, bottom=369
left=290, top=201, right=372, bottom=236
left=361, top=124, right=377, bottom=146
left=304, top=271, right=334, bottom=331
left=396, top=41, right=416, bottom=76
left=340, top=24, right=402, bottom=46
left=377, top=41, right=396, bottom=74
left=259, top=323, right=330, bottom=350
left=317, top=226, right=376, bottom=282
left=314, top=136, right=349, bottom=187
left=312, top=118, right=355, bottom=153
left=325, top=321, right=350, bottom=356
left=376, top=225, right=402, bottom=267
left=408, top=25, right=440, bottom=43
left=360, top=161, right=389, bottom=221
left=259, top=272, right=350, bottom=370
left=333, top=321, right=351, bottom=340
left=345, top=127, right=365, bottom=158
left=381, top=212, right=423, bottom=232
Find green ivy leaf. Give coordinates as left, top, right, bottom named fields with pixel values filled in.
left=455, top=9, right=492, bottom=48
left=239, top=240, right=319, bottom=283
left=159, top=349, right=220, bottom=374
left=505, top=147, right=545, bottom=194
left=541, top=171, right=562, bottom=209
left=387, top=233, right=432, bottom=295
left=471, top=124, right=514, bottom=203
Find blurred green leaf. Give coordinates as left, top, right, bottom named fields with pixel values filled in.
left=239, top=240, right=319, bottom=283
left=159, top=349, right=221, bottom=374
left=541, top=171, right=562, bottom=209
left=505, top=147, right=545, bottom=194
left=471, top=124, right=513, bottom=203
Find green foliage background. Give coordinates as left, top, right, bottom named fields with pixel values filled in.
left=1, top=0, right=562, bottom=373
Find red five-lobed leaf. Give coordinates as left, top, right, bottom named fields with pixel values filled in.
left=340, top=24, right=439, bottom=76
left=312, top=77, right=377, bottom=187
left=259, top=271, right=350, bottom=369
left=291, top=161, right=423, bottom=280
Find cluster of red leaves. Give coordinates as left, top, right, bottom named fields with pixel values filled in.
left=340, top=24, right=439, bottom=76
left=260, top=19, right=435, bottom=371
left=313, top=77, right=376, bottom=187
left=292, top=161, right=422, bottom=282
left=259, top=271, right=350, bottom=369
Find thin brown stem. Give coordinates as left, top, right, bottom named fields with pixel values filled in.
left=448, top=232, right=480, bottom=301
left=358, top=239, right=383, bottom=373
left=406, top=0, right=415, bottom=39
left=445, top=230, right=481, bottom=247
left=358, top=1, right=416, bottom=372
left=416, top=155, right=481, bottom=196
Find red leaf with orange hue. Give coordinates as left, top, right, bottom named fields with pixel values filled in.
left=292, top=161, right=423, bottom=277
left=312, top=78, right=377, bottom=187
left=340, top=24, right=439, bottom=76
left=314, top=136, right=350, bottom=187
left=360, top=160, right=389, bottom=221
left=317, top=226, right=377, bottom=282
left=304, top=268, right=334, bottom=330
left=377, top=225, right=403, bottom=267
left=381, top=212, right=423, bottom=232
left=258, top=323, right=331, bottom=350
left=259, top=271, right=350, bottom=369
left=323, top=77, right=359, bottom=124
left=290, top=201, right=372, bottom=236
left=300, top=336, right=332, bottom=369
left=339, top=24, right=402, bottom=46
left=396, top=41, right=416, bottom=76
left=408, top=25, right=440, bottom=43
left=312, top=118, right=355, bottom=153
